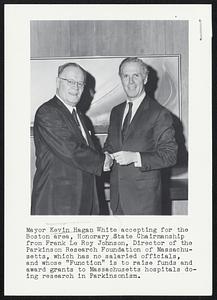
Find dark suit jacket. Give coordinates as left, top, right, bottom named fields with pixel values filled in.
left=104, top=95, right=177, bottom=215
left=31, top=96, right=104, bottom=215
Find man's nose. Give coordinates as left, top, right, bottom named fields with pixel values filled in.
left=72, top=82, right=79, bottom=89
left=129, top=76, right=134, bottom=84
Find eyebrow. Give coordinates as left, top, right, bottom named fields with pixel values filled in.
left=122, top=72, right=141, bottom=75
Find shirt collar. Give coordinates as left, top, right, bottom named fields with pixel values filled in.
left=56, top=93, right=76, bottom=114
left=127, top=91, right=146, bottom=106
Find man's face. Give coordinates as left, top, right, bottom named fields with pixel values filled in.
left=56, top=66, right=85, bottom=107
left=120, top=61, right=147, bottom=100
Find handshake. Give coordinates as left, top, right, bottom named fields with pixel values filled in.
left=103, top=152, right=114, bottom=172
left=103, top=151, right=139, bottom=171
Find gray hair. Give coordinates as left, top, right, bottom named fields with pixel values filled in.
left=118, top=57, right=149, bottom=78
left=58, top=62, right=86, bottom=82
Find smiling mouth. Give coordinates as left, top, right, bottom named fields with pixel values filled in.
left=69, top=92, right=78, bottom=96
left=128, top=87, right=137, bottom=91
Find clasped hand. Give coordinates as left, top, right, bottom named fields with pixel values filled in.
left=103, top=152, right=114, bottom=171
left=113, top=151, right=138, bottom=166
left=104, top=151, right=138, bottom=171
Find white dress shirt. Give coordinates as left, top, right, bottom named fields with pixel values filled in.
left=122, top=91, right=146, bottom=125
left=56, top=94, right=88, bottom=144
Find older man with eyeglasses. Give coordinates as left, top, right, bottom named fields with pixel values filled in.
left=31, top=62, right=113, bottom=215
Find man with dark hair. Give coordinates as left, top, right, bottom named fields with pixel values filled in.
left=104, top=57, right=177, bottom=215
left=31, top=62, right=112, bottom=215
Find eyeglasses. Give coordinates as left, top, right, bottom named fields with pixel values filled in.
left=58, top=77, right=85, bottom=88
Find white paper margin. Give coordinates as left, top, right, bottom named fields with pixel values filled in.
left=5, top=4, right=212, bottom=296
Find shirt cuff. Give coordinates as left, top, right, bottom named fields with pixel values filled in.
left=134, top=152, right=142, bottom=167
left=103, top=152, right=111, bottom=171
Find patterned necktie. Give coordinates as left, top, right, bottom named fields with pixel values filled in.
left=72, top=108, right=80, bottom=128
left=72, top=109, right=88, bottom=144
left=122, top=102, right=133, bottom=141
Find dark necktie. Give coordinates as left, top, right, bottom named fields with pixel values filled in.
left=122, top=102, right=133, bottom=141
left=72, top=109, right=88, bottom=144
left=72, top=108, right=80, bottom=128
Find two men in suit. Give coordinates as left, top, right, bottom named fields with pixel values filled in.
left=31, top=62, right=112, bottom=215
left=31, top=58, right=177, bottom=216
left=104, top=57, right=178, bottom=215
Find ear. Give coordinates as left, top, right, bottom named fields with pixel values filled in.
left=143, top=75, right=148, bottom=85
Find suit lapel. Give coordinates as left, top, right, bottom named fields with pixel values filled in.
left=123, top=95, right=150, bottom=142
left=52, top=96, right=89, bottom=145
left=116, top=102, right=126, bottom=147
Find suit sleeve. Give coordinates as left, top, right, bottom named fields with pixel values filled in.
left=139, top=109, right=178, bottom=171
left=35, top=106, right=105, bottom=176
left=103, top=109, right=115, bottom=154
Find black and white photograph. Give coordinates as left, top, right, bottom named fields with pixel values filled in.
left=30, top=21, right=188, bottom=216
left=5, top=4, right=212, bottom=296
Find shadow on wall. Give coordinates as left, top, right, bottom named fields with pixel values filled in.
left=146, top=66, right=188, bottom=215
left=145, top=65, right=159, bottom=100
left=77, top=71, right=96, bottom=114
